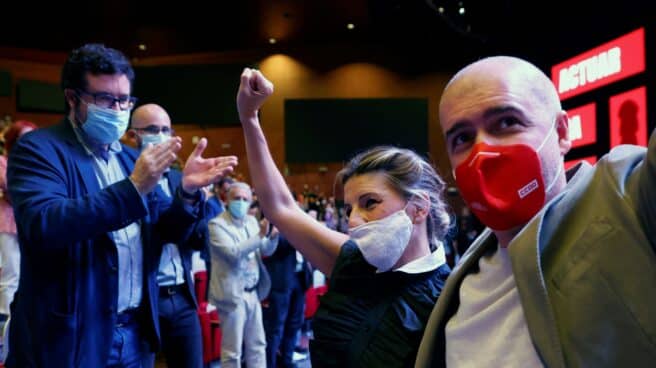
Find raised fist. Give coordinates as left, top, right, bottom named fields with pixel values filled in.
left=237, top=68, right=274, bottom=121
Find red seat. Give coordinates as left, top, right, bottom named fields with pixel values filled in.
left=304, top=285, right=328, bottom=319
left=194, top=271, right=222, bottom=364
left=208, top=309, right=222, bottom=359
left=194, top=270, right=208, bottom=305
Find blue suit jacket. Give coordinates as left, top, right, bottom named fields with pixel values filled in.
left=6, top=120, right=199, bottom=367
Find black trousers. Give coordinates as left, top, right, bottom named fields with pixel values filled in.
left=263, top=275, right=306, bottom=368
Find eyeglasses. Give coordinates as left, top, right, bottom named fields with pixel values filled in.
left=132, top=126, right=174, bottom=135
left=76, top=89, right=137, bottom=111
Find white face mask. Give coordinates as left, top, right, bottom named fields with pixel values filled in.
left=348, top=208, right=413, bottom=272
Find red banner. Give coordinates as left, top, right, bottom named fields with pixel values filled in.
left=567, top=103, right=597, bottom=148
left=552, top=28, right=645, bottom=100
left=609, top=86, right=648, bottom=148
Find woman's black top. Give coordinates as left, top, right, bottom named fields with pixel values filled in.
left=310, top=240, right=450, bottom=367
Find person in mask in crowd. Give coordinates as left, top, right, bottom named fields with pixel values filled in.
left=208, top=181, right=279, bottom=368
left=215, top=176, right=234, bottom=205
left=127, top=104, right=206, bottom=368
left=236, top=68, right=452, bottom=367
left=0, top=120, right=37, bottom=361
left=6, top=44, right=237, bottom=367
left=415, top=56, right=656, bottom=367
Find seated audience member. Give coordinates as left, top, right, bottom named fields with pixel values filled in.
left=415, top=56, right=656, bottom=367
left=235, top=68, right=452, bottom=367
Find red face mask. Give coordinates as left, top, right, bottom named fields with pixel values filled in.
left=455, top=141, right=554, bottom=231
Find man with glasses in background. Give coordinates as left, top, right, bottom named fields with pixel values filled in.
left=6, top=44, right=237, bottom=367
left=127, top=104, right=204, bottom=368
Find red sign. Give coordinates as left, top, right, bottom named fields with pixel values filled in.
left=565, top=156, right=597, bottom=171
left=567, top=103, right=597, bottom=148
left=552, top=28, right=645, bottom=100
left=609, top=86, right=648, bottom=148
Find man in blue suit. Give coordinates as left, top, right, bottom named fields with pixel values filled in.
left=6, top=44, right=237, bottom=367
left=127, top=103, right=205, bottom=368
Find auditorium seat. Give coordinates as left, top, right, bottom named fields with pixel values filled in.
left=194, top=271, right=222, bottom=364
left=304, top=285, right=328, bottom=319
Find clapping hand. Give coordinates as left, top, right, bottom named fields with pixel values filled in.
left=130, top=137, right=182, bottom=195
left=181, top=137, right=238, bottom=195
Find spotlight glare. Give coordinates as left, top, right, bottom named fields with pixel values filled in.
left=269, top=38, right=277, bottom=44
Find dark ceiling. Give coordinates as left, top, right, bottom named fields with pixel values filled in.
left=2, top=0, right=654, bottom=70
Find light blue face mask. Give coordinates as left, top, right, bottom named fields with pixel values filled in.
left=228, top=199, right=251, bottom=219
left=140, top=133, right=170, bottom=150
left=80, top=103, right=130, bottom=144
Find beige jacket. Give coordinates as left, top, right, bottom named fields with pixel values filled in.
left=208, top=211, right=278, bottom=311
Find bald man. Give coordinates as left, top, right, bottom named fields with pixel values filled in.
left=416, top=56, right=656, bottom=367
left=128, top=104, right=204, bottom=368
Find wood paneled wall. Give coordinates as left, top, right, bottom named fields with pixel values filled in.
left=0, top=47, right=456, bottom=199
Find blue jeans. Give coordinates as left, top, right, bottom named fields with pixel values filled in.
left=106, top=311, right=148, bottom=368
left=156, top=288, right=202, bottom=368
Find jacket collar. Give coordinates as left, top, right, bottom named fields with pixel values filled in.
left=56, top=119, right=131, bottom=195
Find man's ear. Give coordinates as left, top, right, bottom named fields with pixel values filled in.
left=556, top=110, right=572, bottom=156
left=64, top=89, right=80, bottom=111
left=125, top=129, right=140, bottom=147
